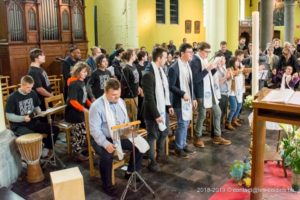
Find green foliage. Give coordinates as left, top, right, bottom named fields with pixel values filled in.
left=280, top=125, right=300, bottom=174
left=244, top=95, right=254, bottom=109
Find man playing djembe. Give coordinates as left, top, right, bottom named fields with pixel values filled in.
left=5, top=75, right=59, bottom=157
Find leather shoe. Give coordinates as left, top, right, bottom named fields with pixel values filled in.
left=103, top=186, right=118, bottom=197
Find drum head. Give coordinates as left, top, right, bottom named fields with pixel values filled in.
left=16, top=133, right=43, bottom=143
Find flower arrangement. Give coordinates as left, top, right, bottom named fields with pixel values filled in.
left=279, top=124, right=300, bottom=191
left=229, top=158, right=252, bottom=187
left=244, top=95, right=254, bottom=109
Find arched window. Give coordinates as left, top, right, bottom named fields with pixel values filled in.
left=72, top=6, right=84, bottom=39
left=62, top=10, right=69, bottom=30
left=28, top=8, right=36, bottom=30
left=8, top=1, right=24, bottom=41
left=40, top=0, right=59, bottom=40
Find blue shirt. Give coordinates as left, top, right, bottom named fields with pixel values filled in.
left=89, top=97, right=128, bottom=148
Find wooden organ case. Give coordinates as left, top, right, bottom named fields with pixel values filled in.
left=0, top=0, right=88, bottom=84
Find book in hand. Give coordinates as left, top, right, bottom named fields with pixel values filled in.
left=33, top=105, right=66, bottom=118
left=262, top=89, right=300, bottom=105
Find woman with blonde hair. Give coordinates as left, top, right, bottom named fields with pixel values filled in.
left=65, top=61, right=91, bottom=161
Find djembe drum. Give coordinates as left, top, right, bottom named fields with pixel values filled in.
left=16, top=133, right=45, bottom=183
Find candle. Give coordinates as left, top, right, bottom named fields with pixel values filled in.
left=0, top=81, right=6, bottom=132
left=252, top=11, right=259, bottom=96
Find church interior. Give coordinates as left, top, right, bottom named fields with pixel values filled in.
left=0, top=0, right=300, bottom=199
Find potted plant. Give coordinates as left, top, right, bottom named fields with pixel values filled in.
left=280, top=125, right=300, bottom=191
left=244, top=95, right=254, bottom=109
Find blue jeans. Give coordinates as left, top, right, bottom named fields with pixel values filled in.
left=174, top=108, right=190, bottom=150
left=227, top=96, right=242, bottom=123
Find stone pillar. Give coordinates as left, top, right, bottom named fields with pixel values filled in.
left=97, top=0, right=138, bottom=53
left=260, top=0, right=273, bottom=51
left=205, top=0, right=227, bottom=54
left=226, top=0, right=240, bottom=52
left=284, top=0, right=295, bottom=43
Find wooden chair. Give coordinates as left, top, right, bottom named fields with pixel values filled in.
left=83, top=110, right=125, bottom=185
left=44, top=93, right=72, bottom=155
left=0, top=75, right=10, bottom=88
left=204, top=109, right=213, bottom=134
left=49, top=78, right=62, bottom=96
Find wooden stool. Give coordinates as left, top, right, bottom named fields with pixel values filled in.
left=50, top=167, right=85, bottom=200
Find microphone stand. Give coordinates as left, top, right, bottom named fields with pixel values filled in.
left=111, top=121, right=155, bottom=200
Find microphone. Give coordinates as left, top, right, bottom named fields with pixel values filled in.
left=56, top=57, right=66, bottom=62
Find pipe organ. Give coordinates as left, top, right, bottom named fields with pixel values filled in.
left=0, top=0, right=87, bottom=84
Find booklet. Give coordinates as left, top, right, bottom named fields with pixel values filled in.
left=262, top=89, right=300, bottom=105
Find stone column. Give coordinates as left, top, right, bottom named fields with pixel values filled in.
left=260, top=0, right=273, bottom=51
left=205, top=0, right=227, bottom=54
left=284, top=0, right=295, bottom=44
left=226, top=0, right=240, bottom=52
left=97, top=0, right=138, bottom=53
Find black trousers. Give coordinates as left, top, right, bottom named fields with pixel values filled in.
left=91, top=138, right=143, bottom=189
left=13, top=120, right=59, bottom=149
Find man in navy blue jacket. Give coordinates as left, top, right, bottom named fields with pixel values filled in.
left=168, top=43, right=197, bottom=158
left=190, top=42, right=231, bottom=148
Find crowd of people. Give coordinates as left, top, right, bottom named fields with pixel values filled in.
left=4, top=37, right=300, bottom=196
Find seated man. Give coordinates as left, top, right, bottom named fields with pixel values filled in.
left=89, top=78, right=143, bottom=197
left=5, top=75, right=59, bottom=157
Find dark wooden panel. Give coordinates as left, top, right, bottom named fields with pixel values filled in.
left=10, top=57, right=29, bottom=84
left=0, top=1, right=8, bottom=41
left=0, top=45, right=10, bottom=76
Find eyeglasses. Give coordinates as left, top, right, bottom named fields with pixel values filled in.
left=184, top=50, right=194, bottom=54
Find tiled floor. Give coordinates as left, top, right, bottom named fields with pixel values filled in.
left=10, top=111, right=282, bottom=200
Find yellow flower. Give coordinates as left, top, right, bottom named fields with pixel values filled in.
left=295, top=130, right=300, bottom=140
left=243, top=177, right=251, bottom=188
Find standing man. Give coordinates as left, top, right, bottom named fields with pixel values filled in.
left=62, top=46, right=81, bottom=100
left=89, top=78, right=143, bottom=197
left=142, top=47, right=174, bottom=172
left=27, top=48, right=53, bottom=111
left=167, top=40, right=177, bottom=55
left=168, top=43, right=197, bottom=158
left=190, top=42, right=231, bottom=148
left=86, top=46, right=102, bottom=72
left=216, top=41, right=232, bottom=66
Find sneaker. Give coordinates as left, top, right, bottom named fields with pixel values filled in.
left=213, top=136, right=232, bottom=145
left=148, top=161, right=161, bottom=172
left=103, top=186, right=118, bottom=197
left=193, top=138, right=205, bottom=148
left=174, top=149, right=189, bottom=158
left=183, top=146, right=196, bottom=154
left=42, top=148, right=49, bottom=158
